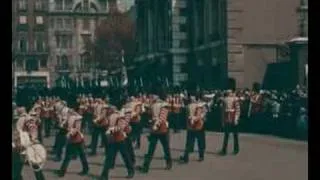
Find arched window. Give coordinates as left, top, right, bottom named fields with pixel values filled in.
left=74, top=3, right=82, bottom=12
left=83, top=0, right=89, bottom=12
left=90, top=2, right=98, bottom=12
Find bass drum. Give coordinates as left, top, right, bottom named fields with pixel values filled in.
left=25, top=144, right=47, bottom=172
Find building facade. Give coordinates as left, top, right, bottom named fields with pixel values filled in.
left=12, top=0, right=135, bottom=88
left=47, top=0, right=136, bottom=87
left=13, top=0, right=49, bottom=88
left=135, top=0, right=228, bottom=89
left=227, top=0, right=308, bottom=89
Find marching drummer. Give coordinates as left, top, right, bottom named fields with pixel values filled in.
left=13, top=108, right=46, bottom=180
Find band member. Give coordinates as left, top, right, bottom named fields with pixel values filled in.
left=52, top=101, right=69, bottom=161
left=219, top=90, right=241, bottom=155
left=122, top=107, right=135, bottom=165
left=99, top=110, right=135, bottom=180
left=171, top=95, right=182, bottom=133
left=138, top=97, right=172, bottom=173
left=89, top=99, right=107, bottom=155
left=13, top=109, right=46, bottom=180
left=30, top=104, right=43, bottom=143
left=179, top=100, right=207, bottom=163
left=56, top=109, right=89, bottom=177
left=129, top=100, right=143, bottom=149
left=41, top=99, right=53, bottom=137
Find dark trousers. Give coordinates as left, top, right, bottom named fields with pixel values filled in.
left=60, top=142, right=89, bottom=173
left=171, top=113, right=180, bottom=132
left=38, top=122, right=43, bottom=143
left=221, top=124, right=239, bottom=153
left=12, top=151, right=45, bottom=180
left=142, top=133, right=172, bottom=170
left=82, top=113, right=93, bottom=134
left=90, top=126, right=105, bottom=154
left=130, top=123, right=142, bottom=147
left=182, top=130, right=206, bottom=161
left=53, top=129, right=67, bottom=159
left=100, top=141, right=134, bottom=179
left=43, top=118, right=52, bottom=137
left=126, top=135, right=136, bottom=164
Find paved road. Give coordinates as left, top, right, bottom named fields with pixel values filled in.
left=21, top=131, right=308, bottom=180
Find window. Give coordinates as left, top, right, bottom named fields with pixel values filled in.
left=84, top=0, right=89, bottom=11
left=65, top=0, right=73, bottom=10
left=64, top=18, right=72, bottom=29
left=35, top=33, right=45, bottom=52
left=19, top=16, right=27, bottom=24
left=61, top=56, right=69, bottom=66
left=57, top=55, right=69, bottom=68
left=18, top=37, right=27, bottom=52
left=50, top=18, right=55, bottom=28
left=80, top=53, right=90, bottom=69
left=61, top=36, right=68, bottom=48
left=18, top=0, right=27, bottom=10
left=36, top=16, right=43, bottom=24
left=40, top=58, right=47, bottom=68
left=57, top=35, right=72, bottom=49
left=55, top=0, right=63, bottom=10
left=83, top=18, right=90, bottom=30
left=57, top=18, right=63, bottom=28
left=35, top=0, right=43, bottom=10
left=16, top=58, right=24, bottom=68
left=26, top=58, right=39, bottom=71
left=56, top=36, right=60, bottom=48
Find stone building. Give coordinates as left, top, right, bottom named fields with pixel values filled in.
left=135, top=0, right=228, bottom=89
left=13, top=0, right=49, bottom=88
left=47, top=0, right=135, bottom=87
left=227, top=0, right=308, bottom=89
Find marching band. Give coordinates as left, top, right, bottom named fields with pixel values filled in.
left=12, top=87, right=308, bottom=180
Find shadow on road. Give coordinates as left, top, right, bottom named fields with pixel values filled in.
left=170, top=147, right=220, bottom=156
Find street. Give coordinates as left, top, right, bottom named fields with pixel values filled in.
left=22, top=131, right=308, bottom=180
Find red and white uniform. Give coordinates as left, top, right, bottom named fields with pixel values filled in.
left=66, top=111, right=84, bottom=144
left=222, top=96, right=241, bottom=126
left=106, top=112, right=128, bottom=143
left=16, top=113, right=39, bottom=142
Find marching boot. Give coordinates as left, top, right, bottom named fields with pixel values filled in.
left=198, top=151, right=204, bottom=162
left=165, top=160, right=172, bottom=170
left=218, top=149, right=227, bottom=156
left=138, top=165, right=149, bottom=173
left=179, top=153, right=189, bottom=164
left=138, top=157, right=151, bottom=173
left=233, top=147, right=239, bottom=155
left=78, top=169, right=89, bottom=176
left=99, top=169, right=109, bottom=180
left=126, top=169, right=135, bottom=179
left=55, top=169, right=66, bottom=177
